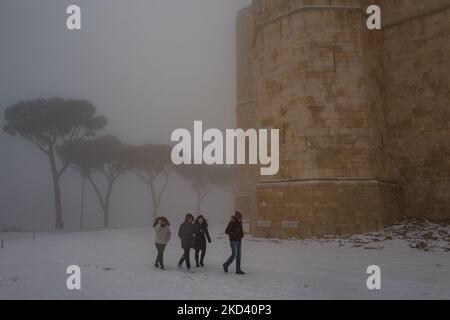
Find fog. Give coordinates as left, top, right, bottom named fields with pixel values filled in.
left=0, top=0, right=251, bottom=230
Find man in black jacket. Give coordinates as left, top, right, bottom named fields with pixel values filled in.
left=177, top=213, right=195, bottom=271
left=223, top=211, right=245, bottom=275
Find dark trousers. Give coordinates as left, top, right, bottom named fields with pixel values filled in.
left=155, top=243, right=166, bottom=267
left=195, top=248, right=206, bottom=266
left=178, top=248, right=191, bottom=269
left=224, top=240, right=242, bottom=272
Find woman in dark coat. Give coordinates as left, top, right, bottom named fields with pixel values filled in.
left=177, top=213, right=195, bottom=271
left=193, top=215, right=211, bottom=267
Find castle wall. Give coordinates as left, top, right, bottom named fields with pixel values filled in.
left=254, top=179, right=403, bottom=237
left=235, top=0, right=450, bottom=238
left=380, top=1, right=450, bottom=220
left=251, top=1, right=385, bottom=181
left=235, top=6, right=259, bottom=222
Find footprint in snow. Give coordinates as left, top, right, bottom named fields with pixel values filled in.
left=102, top=267, right=115, bottom=271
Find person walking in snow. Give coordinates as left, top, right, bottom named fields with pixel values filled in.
left=193, top=215, right=212, bottom=267
left=177, top=213, right=195, bottom=271
left=223, top=211, right=245, bottom=275
left=153, top=217, right=171, bottom=270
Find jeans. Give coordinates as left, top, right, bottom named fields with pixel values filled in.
left=178, top=248, right=191, bottom=269
left=224, top=240, right=242, bottom=272
left=155, top=243, right=166, bottom=267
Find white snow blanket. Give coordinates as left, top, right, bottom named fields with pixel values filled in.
left=0, top=220, right=449, bottom=299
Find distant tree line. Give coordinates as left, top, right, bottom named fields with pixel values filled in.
left=3, top=98, right=235, bottom=229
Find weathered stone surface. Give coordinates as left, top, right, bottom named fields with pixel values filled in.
left=251, top=179, right=403, bottom=238
left=235, top=0, right=450, bottom=237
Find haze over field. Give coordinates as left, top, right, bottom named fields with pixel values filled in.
left=0, top=0, right=251, bottom=230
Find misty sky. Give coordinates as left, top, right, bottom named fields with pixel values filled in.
left=0, top=0, right=251, bottom=229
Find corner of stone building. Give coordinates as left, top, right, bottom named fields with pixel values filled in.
left=235, top=0, right=450, bottom=238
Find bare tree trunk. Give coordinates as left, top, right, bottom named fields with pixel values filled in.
left=149, top=183, right=158, bottom=222
left=87, top=176, right=110, bottom=228
left=196, top=191, right=202, bottom=214
left=80, top=176, right=85, bottom=229
left=196, top=185, right=212, bottom=214
left=139, top=170, right=170, bottom=223
left=86, top=167, right=120, bottom=229
left=103, top=204, right=110, bottom=228
left=151, top=202, right=158, bottom=222
left=103, top=182, right=114, bottom=228
left=49, top=152, right=64, bottom=229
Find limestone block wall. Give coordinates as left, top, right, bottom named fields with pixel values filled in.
left=235, top=0, right=450, bottom=237
left=380, top=1, right=450, bottom=220
left=253, top=179, right=403, bottom=238
left=235, top=6, right=259, bottom=222
left=250, top=0, right=389, bottom=182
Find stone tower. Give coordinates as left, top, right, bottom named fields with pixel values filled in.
left=235, top=0, right=450, bottom=238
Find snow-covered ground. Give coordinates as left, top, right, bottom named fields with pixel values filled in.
left=0, top=220, right=449, bottom=300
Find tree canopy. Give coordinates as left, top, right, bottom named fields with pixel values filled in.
left=4, top=98, right=107, bottom=148
left=3, top=98, right=107, bottom=229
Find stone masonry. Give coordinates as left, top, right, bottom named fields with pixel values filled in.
left=235, top=0, right=450, bottom=238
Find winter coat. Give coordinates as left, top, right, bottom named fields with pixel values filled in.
left=178, top=222, right=195, bottom=249
left=154, top=224, right=171, bottom=245
left=225, top=216, right=244, bottom=242
left=193, top=222, right=211, bottom=250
